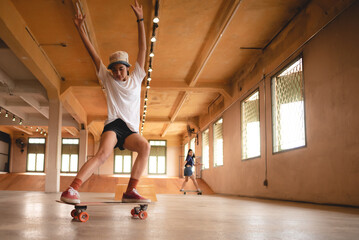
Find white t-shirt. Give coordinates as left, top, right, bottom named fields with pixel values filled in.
left=97, top=61, right=146, bottom=132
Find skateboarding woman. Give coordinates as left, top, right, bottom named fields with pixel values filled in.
left=61, top=0, right=150, bottom=204
left=180, top=149, right=201, bottom=192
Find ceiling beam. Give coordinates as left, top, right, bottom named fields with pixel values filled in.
left=160, top=91, right=189, bottom=137
left=0, top=98, right=26, bottom=120
left=71, top=0, right=101, bottom=59
left=0, top=0, right=61, bottom=99
left=88, top=121, right=101, bottom=142
left=19, top=96, right=49, bottom=119
left=185, top=0, right=241, bottom=87
left=157, top=1, right=240, bottom=137
left=12, top=126, right=33, bottom=135
left=64, top=127, right=79, bottom=137
left=150, top=81, right=232, bottom=99
left=60, top=87, right=87, bottom=126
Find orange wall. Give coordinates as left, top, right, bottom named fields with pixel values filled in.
left=200, top=1, right=359, bottom=206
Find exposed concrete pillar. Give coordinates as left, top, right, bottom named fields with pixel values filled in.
left=45, top=99, right=62, bottom=193
left=79, top=129, right=88, bottom=169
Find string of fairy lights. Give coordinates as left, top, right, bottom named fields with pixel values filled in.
left=141, top=0, right=159, bottom=135
left=0, top=107, right=47, bottom=136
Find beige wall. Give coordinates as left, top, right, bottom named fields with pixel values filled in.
left=199, top=1, right=359, bottom=206
left=6, top=129, right=182, bottom=178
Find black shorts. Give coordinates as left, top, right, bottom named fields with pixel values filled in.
left=102, top=118, right=136, bottom=150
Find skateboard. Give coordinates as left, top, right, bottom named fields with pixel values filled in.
left=180, top=190, right=202, bottom=195
left=56, top=200, right=149, bottom=222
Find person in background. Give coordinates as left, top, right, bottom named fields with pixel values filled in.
left=180, top=149, right=202, bottom=192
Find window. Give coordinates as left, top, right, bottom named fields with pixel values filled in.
left=148, top=140, right=166, bottom=174
left=272, top=57, right=306, bottom=152
left=241, top=90, right=260, bottom=159
left=61, top=138, right=79, bottom=173
left=190, top=138, right=195, bottom=152
left=213, top=118, right=223, bottom=166
left=114, top=149, right=132, bottom=174
left=184, top=143, right=188, bottom=158
left=202, top=129, right=209, bottom=169
left=27, top=138, right=46, bottom=172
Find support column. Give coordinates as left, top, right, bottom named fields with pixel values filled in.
left=45, top=99, right=62, bottom=192
left=79, top=128, right=88, bottom=169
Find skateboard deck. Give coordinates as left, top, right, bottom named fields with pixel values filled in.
left=180, top=190, right=203, bottom=195
left=56, top=200, right=149, bottom=222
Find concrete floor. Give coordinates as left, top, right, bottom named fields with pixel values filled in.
left=0, top=191, right=359, bottom=240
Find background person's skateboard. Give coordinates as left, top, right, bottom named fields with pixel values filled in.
left=180, top=189, right=203, bottom=195
left=56, top=200, right=149, bottom=222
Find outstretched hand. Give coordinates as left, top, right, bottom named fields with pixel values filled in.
left=73, top=8, right=86, bottom=29
left=130, top=0, right=143, bottom=20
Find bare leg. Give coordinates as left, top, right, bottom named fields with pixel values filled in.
left=190, top=175, right=200, bottom=191
left=181, top=176, right=189, bottom=189
left=123, top=133, right=150, bottom=179
left=76, top=131, right=117, bottom=182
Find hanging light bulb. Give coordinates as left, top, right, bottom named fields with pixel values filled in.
left=5, top=111, right=8, bottom=118
left=149, top=52, right=154, bottom=57
left=153, top=17, right=159, bottom=23
left=147, top=77, right=151, bottom=82
left=19, top=119, right=23, bottom=125
left=151, top=36, right=156, bottom=42
left=148, top=68, right=153, bottom=72
left=44, top=133, right=47, bottom=136
left=144, top=109, right=147, bottom=113
left=40, top=129, right=43, bottom=134
left=36, top=127, right=39, bottom=132
left=12, top=115, right=16, bottom=121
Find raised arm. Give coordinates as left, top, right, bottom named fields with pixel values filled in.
left=73, top=8, right=101, bottom=72
left=131, top=0, right=146, bottom=70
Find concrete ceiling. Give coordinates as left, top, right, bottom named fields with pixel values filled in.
left=0, top=0, right=310, bottom=140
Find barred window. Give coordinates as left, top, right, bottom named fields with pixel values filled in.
left=190, top=138, right=195, bottom=152
left=241, top=90, right=260, bottom=159
left=272, top=57, right=306, bottom=152
left=202, top=129, right=209, bottom=169
left=27, top=138, right=46, bottom=172
left=61, top=138, right=79, bottom=173
left=148, top=140, right=166, bottom=174
left=114, top=149, right=132, bottom=174
left=213, top=118, right=223, bottom=166
left=184, top=143, right=188, bottom=158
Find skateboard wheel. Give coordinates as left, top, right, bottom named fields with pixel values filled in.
left=131, top=208, right=137, bottom=217
left=78, top=212, right=89, bottom=222
left=138, top=211, right=147, bottom=220
left=71, top=209, right=77, bottom=218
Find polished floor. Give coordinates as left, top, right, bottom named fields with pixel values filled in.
left=0, top=191, right=358, bottom=240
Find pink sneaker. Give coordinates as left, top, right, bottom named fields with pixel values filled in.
left=60, top=187, right=80, bottom=204
left=122, top=188, right=151, bottom=203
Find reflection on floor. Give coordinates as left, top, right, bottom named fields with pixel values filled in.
left=1, top=191, right=359, bottom=240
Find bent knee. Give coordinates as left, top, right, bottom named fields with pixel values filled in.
left=95, top=149, right=111, bottom=164
left=138, top=141, right=150, bottom=154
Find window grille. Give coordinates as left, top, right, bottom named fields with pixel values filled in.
left=272, top=57, right=306, bottom=152
left=27, top=138, right=46, bottom=172
left=61, top=138, right=79, bottom=173
left=213, top=118, right=223, bottom=166
left=114, top=149, right=132, bottom=174
left=202, top=129, right=209, bottom=169
left=148, top=140, right=166, bottom=174
left=241, top=90, right=260, bottom=159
